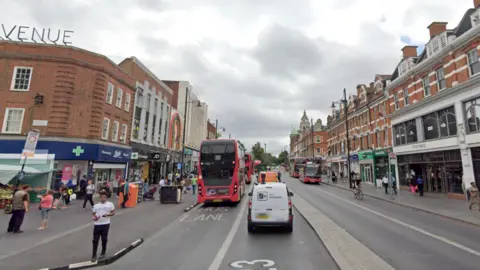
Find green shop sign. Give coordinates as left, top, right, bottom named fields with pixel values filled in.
left=373, top=147, right=393, bottom=157
left=358, top=150, right=373, bottom=160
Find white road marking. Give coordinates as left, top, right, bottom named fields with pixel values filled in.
left=311, top=186, right=480, bottom=257
left=208, top=199, right=248, bottom=270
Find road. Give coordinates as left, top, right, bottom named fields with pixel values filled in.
left=101, top=193, right=338, bottom=270
left=284, top=173, right=480, bottom=270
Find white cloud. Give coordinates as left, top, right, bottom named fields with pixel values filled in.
left=0, top=0, right=474, bottom=155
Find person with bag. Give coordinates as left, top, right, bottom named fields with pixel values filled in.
left=7, top=185, right=31, bottom=234
left=82, top=180, right=95, bottom=210
left=38, top=190, right=54, bottom=230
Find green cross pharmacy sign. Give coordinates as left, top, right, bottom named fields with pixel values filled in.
left=72, top=146, right=84, bottom=157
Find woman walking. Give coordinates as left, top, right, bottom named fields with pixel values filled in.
left=82, top=180, right=95, bottom=210
left=38, top=190, right=54, bottom=230
left=468, top=182, right=480, bottom=211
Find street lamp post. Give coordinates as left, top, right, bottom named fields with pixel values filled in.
left=180, top=87, right=201, bottom=181
left=214, top=119, right=226, bottom=139
left=332, top=88, right=352, bottom=188
left=311, top=118, right=314, bottom=160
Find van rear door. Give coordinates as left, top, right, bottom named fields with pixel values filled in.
left=251, top=186, right=289, bottom=223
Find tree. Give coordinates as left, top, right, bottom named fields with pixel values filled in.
left=251, top=142, right=265, bottom=162
left=277, top=150, right=289, bottom=164
left=216, top=132, right=222, bottom=139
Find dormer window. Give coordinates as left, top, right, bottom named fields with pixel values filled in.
left=471, top=9, right=480, bottom=27
left=398, top=58, right=415, bottom=77
left=427, top=32, right=448, bottom=57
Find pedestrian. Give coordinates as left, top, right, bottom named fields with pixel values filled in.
left=159, top=177, right=166, bottom=187
left=82, top=180, right=95, bottom=210
left=38, top=190, right=54, bottom=230
left=417, top=175, right=424, bottom=196
left=59, top=183, right=68, bottom=209
left=331, top=171, right=336, bottom=183
left=66, top=179, right=75, bottom=205
left=143, top=178, right=149, bottom=195
left=382, top=175, right=389, bottom=194
left=391, top=173, right=397, bottom=195
left=121, top=180, right=129, bottom=208
left=468, top=182, right=480, bottom=211
left=79, top=175, right=87, bottom=198
left=7, top=185, right=31, bottom=234
left=191, top=174, right=197, bottom=195
left=409, top=172, right=417, bottom=194
left=91, top=190, right=115, bottom=262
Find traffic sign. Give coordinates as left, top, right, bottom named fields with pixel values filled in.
left=22, top=130, right=40, bottom=157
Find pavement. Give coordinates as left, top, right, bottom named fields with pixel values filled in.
left=322, top=177, right=480, bottom=226
left=285, top=174, right=480, bottom=270
left=0, top=193, right=197, bottom=270
left=100, top=196, right=337, bottom=270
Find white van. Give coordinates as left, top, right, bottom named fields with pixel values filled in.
left=247, top=182, right=294, bottom=233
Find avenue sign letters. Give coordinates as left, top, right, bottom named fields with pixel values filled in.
left=1, top=24, right=74, bottom=45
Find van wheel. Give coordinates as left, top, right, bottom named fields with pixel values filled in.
left=285, top=222, right=293, bottom=233
left=248, top=223, right=255, bottom=233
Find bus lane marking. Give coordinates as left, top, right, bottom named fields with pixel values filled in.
left=180, top=206, right=230, bottom=222
left=230, top=259, right=277, bottom=269
left=208, top=198, right=248, bottom=270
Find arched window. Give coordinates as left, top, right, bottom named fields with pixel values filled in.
left=423, top=112, right=439, bottom=140
left=394, top=123, right=406, bottom=145
left=438, top=107, right=457, bottom=137
left=464, top=99, right=480, bottom=133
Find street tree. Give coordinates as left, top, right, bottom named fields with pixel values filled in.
left=251, top=142, right=265, bottom=162
left=277, top=150, right=289, bottom=164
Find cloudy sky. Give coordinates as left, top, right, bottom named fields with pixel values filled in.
left=1, top=0, right=473, bottom=155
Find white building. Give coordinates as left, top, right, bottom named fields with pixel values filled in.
left=175, top=81, right=208, bottom=172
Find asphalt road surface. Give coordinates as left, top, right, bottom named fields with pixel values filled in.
left=284, top=173, right=480, bottom=270
left=102, top=193, right=338, bottom=270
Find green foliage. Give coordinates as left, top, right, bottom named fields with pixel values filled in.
left=216, top=132, right=222, bottom=139
left=251, top=142, right=265, bottom=163
left=277, top=150, right=289, bottom=164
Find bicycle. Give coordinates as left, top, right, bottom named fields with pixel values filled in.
left=354, top=186, right=364, bottom=200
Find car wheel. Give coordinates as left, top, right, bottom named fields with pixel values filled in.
left=248, top=223, right=255, bottom=233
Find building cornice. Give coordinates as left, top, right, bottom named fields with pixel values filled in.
left=390, top=73, right=480, bottom=119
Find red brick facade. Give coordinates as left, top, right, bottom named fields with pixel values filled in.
left=0, top=41, right=135, bottom=144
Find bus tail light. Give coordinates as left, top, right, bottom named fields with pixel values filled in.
left=198, top=185, right=202, bottom=194
left=234, top=184, right=238, bottom=194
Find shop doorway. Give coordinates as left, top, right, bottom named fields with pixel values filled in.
left=364, top=165, right=374, bottom=184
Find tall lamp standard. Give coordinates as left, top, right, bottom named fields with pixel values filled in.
left=331, top=88, right=352, bottom=189
left=214, top=119, right=226, bottom=139
left=311, top=118, right=314, bottom=160
left=180, top=87, right=202, bottom=180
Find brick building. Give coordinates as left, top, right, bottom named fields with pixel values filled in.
left=326, top=0, right=480, bottom=199
left=289, top=111, right=328, bottom=160
left=207, top=120, right=216, bottom=139
left=0, top=41, right=135, bottom=188
left=326, top=75, right=393, bottom=185
left=387, top=0, right=480, bottom=199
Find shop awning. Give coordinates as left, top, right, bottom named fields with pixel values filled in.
left=0, top=164, right=56, bottom=185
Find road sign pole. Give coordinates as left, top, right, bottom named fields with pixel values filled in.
left=17, top=129, right=40, bottom=187
left=16, top=155, right=28, bottom=188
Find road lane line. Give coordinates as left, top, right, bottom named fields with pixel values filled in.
left=208, top=199, right=248, bottom=270
left=291, top=189, right=395, bottom=270
left=311, top=186, right=480, bottom=257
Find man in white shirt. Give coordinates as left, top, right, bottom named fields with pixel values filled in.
left=159, top=178, right=166, bottom=187
left=91, top=191, right=115, bottom=262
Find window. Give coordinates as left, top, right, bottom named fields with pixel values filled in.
left=464, top=98, right=480, bottom=133
left=116, top=88, right=123, bottom=108
left=394, top=123, right=406, bottom=146
left=423, top=112, right=439, bottom=140
left=394, top=93, right=399, bottom=110
left=146, top=94, right=152, bottom=111
left=405, top=120, right=417, bottom=143
left=120, top=124, right=128, bottom=143
left=2, top=108, right=25, bottom=134
left=124, top=93, right=131, bottom=112
left=10, top=67, right=33, bottom=91
left=102, top=118, right=110, bottom=140
left=422, top=76, right=431, bottom=97
left=384, top=129, right=388, bottom=146
left=438, top=107, right=457, bottom=137
left=467, top=49, right=480, bottom=76
left=133, top=107, right=141, bottom=140
left=316, top=136, right=321, bottom=143
left=436, top=68, right=446, bottom=91
left=368, top=134, right=372, bottom=146
left=111, top=121, right=119, bottom=142
left=403, top=87, right=409, bottom=106
left=376, top=131, right=381, bottom=147
left=106, top=83, right=114, bottom=104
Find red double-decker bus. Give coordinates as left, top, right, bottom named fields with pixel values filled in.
left=197, top=139, right=246, bottom=204
left=245, top=153, right=253, bottom=184
left=289, top=157, right=308, bottom=178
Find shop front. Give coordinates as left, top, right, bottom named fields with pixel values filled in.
left=349, top=153, right=359, bottom=175
left=396, top=150, right=463, bottom=198
left=130, top=142, right=169, bottom=184
left=471, top=147, right=480, bottom=188
left=0, top=139, right=131, bottom=190
left=358, top=150, right=374, bottom=184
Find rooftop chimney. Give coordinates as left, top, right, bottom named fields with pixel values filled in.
left=475, top=0, right=480, bottom=8
left=427, top=22, right=448, bottom=38
left=401, top=45, right=418, bottom=59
